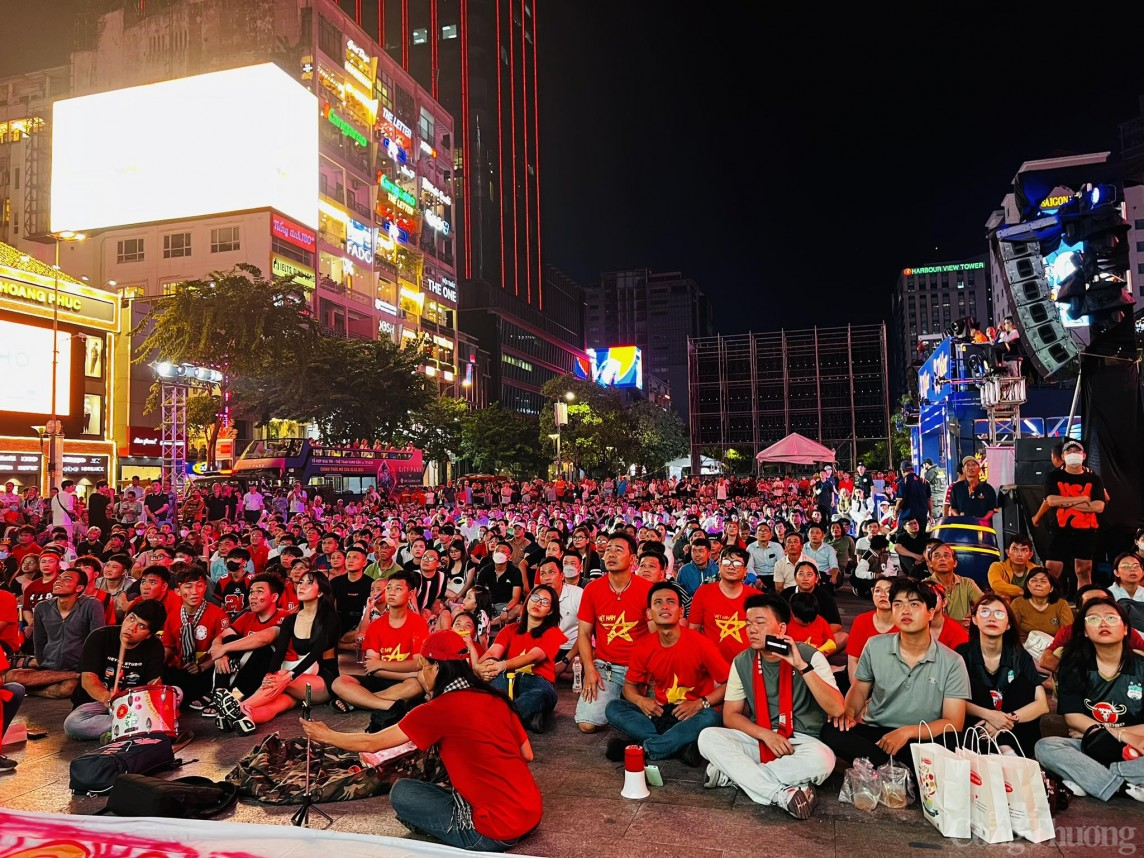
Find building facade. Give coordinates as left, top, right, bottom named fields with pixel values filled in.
left=688, top=324, right=891, bottom=469
left=585, top=269, right=715, bottom=425
left=889, top=255, right=991, bottom=400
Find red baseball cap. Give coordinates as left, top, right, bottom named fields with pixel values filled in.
left=420, top=630, right=470, bottom=662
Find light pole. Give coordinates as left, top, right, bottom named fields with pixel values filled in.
left=553, top=391, right=575, bottom=479
left=47, top=231, right=86, bottom=492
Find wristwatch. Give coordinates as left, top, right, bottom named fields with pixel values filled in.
left=701, top=697, right=711, bottom=709
left=799, top=664, right=814, bottom=675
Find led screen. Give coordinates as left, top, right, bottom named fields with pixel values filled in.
left=52, top=63, right=318, bottom=232
left=0, top=320, right=71, bottom=415
left=588, top=346, right=643, bottom=389
left=1043, top=238, right=1089, bottom=328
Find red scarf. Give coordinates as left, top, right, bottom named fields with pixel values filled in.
left=753, top=651, right=793, bottom=763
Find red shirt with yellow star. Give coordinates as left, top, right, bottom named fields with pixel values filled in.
left=492, top=623, right=567, bottom=683
left=688, top=582, right=760, bottom=662
left=626, top=626, right=730, bottom=705
left=577, top=574, right=652, bottom=665
left=363, top=611, right=430, bottom=664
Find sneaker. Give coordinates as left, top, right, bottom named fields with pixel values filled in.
left=1062, top=779, right=1088, bottom=797
left=213, top=688, right=246, bottom=728
left=526, top=711, right=546, bottom=734
left=1124, top=784, right=1144, bottom=803
left=215, top=713, right=232, bottom=733
left=605, top=737, right=633, bottom=762
left=704, top=763, right=732, bottom=789
left=779, top=785, right=817, bottom=820
left=233, top=717, right=256, bottom=737
left=0, top=755, right=16, bottom=771
left=99, top=730, right=113, bottom=746
left=677, top=742, right=704, bottom=768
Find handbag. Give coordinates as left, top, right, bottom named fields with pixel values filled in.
left=994, top=729, right=1056, bottom=843
left=910, top=722, right=971, bottom=839
left=958, top=729, right=1013, bottom=843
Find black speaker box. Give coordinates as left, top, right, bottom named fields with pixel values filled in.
left=1015, top=460, right=1053, bottom=484
left=1015, top=437, right=1054, bottom=463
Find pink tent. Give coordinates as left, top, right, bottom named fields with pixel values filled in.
left=755, top=432, right=836, bottom=465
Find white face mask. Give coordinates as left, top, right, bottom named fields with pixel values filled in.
left=492, top=551, right=508, bottom=565
left=1137, top=540, right=1144, bottom=552
left=1063, top=453, right=1084, bottom=467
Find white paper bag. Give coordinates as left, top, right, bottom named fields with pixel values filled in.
left=912, top=735, right=972, bottom=839
left=958, top=734, right=1013, bottom=843
left=997, top=744, right=1055, bottom=843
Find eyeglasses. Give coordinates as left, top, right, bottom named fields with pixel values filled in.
left=976, top=607, right=1008, bottom=621
left=528, top=594, right=551, bottom=607
left=1118, top=561, right=1143, bottom=570
left=1084, top=614, right=1124, bottom=627
left=720, top=558, right=745, bottom=568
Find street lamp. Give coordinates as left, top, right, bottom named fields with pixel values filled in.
left=553, top=391, right=575, bottom=479
left=31, top=425, right=46, bottom=495
left=47, top=230, right=86, bottom=492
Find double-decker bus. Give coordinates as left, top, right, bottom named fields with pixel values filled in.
left=231, top=438, right=423, bottom=498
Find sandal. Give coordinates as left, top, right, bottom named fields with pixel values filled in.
left=330, top=697, right=356, bottom=714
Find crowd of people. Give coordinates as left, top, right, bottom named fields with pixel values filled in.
left=1, top=450, right=1142, bottom=850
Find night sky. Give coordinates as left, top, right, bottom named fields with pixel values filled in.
left=4, top=2, right=1142, bottom=333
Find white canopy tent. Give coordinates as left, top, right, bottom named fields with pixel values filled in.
left=666, top=455, right=722, bottom=479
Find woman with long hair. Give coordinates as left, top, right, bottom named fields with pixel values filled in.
left=215, top=570, right=339, bottom=733
left=1036, top=598, right=1144, bottom=801
left=1011, top=568, right=1073, bottom=645
left=443, top=537, right=474, bottom=602
left=303, top=630, right=541, bottom=851
left=957, top=593, right=1048, bottom=756
left=570, top=527, right=604, bottom=580
left=477, top=583, right=564, bottom=733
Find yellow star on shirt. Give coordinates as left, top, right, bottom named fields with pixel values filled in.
left=664, top=674, right=693, bottom=704
left=384, top=644, right=407, bottom=662
left=602, top=611, right=639, bottom=644
left=714, top=612, right=747, bottom=643
left=513, top=648, right=534, bottom=674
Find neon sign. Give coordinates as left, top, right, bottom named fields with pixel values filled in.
left=324, top=105, right=367, bottom=147
left=381, top=107, right=412, bottom=141
left=423, top=209, right=451, bottom=235
left=382, top=137, right=408, bottom=165
left=902, top=262, right=985, bottom=276
left=421, top=178, right=452, bottom=206
left=271, top=214, right=316, bottom=252
left=420, top=139, right=436, bottom=158
left=346, top=218, right=374, bottom=263
left=380, top=174, right=417, bottom=213
left=425, top=275, right=457, bottom=304
left=382, top=220, right=409, bottom=244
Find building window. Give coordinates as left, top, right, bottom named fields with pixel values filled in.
left=412, top=28, right=428, bottom=45
left=163, top=232, right=191, bottom=258
left=211, top=226, right=240, bottom=253
left=117, top=238, right=144, bottom=263
left=419, top=108, right=435, bottom=145
left=395, top=87, right=414, bottom=126
left=441, top=24, right=457, bottom=39
left=319, top=16, right=341, bottom=58
left=376, top=72, right=393, bottom=113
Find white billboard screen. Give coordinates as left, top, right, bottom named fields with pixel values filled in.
left=52, top=63, right=318, bottom=232
left=0, top=320, right=71, bottom=416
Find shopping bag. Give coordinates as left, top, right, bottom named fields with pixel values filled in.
left=1022, top=630, right=1053, bottom=664
left=958, top=729, right=1013, bottom=843
left=994, top=729, right=1055, bottom=844
left=910, top=722, right=971, bottom=839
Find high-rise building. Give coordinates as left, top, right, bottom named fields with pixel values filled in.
left=889, top=255, right=991, bottom=400
left=584, top=269, right=715, bottom=424
left=689, top=325, right=892, bottom=469
left=343, top=1, right=587, bottom=407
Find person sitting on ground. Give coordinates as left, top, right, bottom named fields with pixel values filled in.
left=330, top=571, right=428, bottom=715
left=847, top=576, right=898, bottom=686
left=1011, top=568, right=1073, bottom=647
left=1111, top=551, right=1144, bottom=604
left=786, top=592, right=839, bottom=655
left=0, top=643, right=25, bottom=771
left=987, top=534, right=1043, bottom=599
left=803, top=524, right=841, bottom=589
left=820, top=579, right=969, bottom=771
left=19, top=548, right=63, bottom=648
left=162, top=565, right=230, bottom=712
left=302, top=630, right=542, bottom=852
left=780, top=561, right=848, bottom=656
left=207, top=574, right=287, bottom=733
left=957, top=593, right=1049, bottom=757
left=927, top=581, right=970, bottom=651
left=923, top=542, right=982, bottom=628
left=1036, top=598, right=1144, bottom=802
left=332, top=544, right=373, bottom=649
left=890, top=517, right=928, bottom=578
left=64, top=599, right=168, bottom=740
left=125, top=564, right=185, bottom=626
left=213, top=547, right=253, bottom=620
left=698, top=593, right=843, bottom=820
left=477, top=583, right=566, bottom=733
left=532, top=558, right=581, bottom=679
left=604, top=581, right=728, bottom=767
left=688, top=546, right=760, bottom=663
left=1040, top=585, right=1144, bottom=676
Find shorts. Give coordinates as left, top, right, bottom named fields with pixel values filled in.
left=356, top=673, right=405, bottom=693
left=573, top=660, right=627, bottom=726
left=1049, top=529, right=1096, bottom=563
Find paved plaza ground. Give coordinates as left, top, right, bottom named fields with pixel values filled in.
left=2, top=592, right=1142, bottom=856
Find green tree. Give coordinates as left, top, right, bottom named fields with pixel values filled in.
left=460, top=404, right=545, bottom=478
left=404, top=396, right=470, bottom=474
left=250, top=335, right=434, bottom=444
left=134, top=264, right=318, bottom=466
left=539, top=376, right=632, bottom=477
left=627, top=400, right=689, bottom=475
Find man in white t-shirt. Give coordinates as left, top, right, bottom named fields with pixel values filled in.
left=242, top=486, right=265, bottom=525
left=535, top=557, right=581, bottom=678
left=287, top=482, right=308, bottom=519
left=51, top=481, right=79, bottom=541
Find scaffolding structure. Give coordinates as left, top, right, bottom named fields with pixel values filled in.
left=159, top=382, right=188, bottom=501
left=688, top=324, right=892, bottom=469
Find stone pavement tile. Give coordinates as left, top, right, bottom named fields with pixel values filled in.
left=0, top=781, right=103, bottom=814
left=833, top=819, right=1064, bottom=857
left=511, top=829, right=725, bottom=858
left=1055, top=819, right=1144, bottom=856
left=535, top=795, right=640, bottom=835
left=624, top=802, right=836, bottom=852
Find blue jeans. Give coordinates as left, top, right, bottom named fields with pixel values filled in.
left=2, top=682, right=25, bottom=738
left=1035, top=736, right=1144, bottom=801
left=605, top=698, right=722, bottom=760
left=389, top=778, right=526, bottom=851
left=490, top=672, right=557, bottom=721
left=64, top=701, right=112, bottom=740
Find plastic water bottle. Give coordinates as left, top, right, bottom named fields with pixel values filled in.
left=571, top=656, right=583, bottom=693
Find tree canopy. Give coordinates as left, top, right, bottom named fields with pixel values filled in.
left=460, top=404, right=546, bottom=478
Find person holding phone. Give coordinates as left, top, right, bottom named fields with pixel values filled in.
left=697, top=594, right=843, bottom=820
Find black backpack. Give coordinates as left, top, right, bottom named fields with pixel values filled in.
left=101, top=774, right=239, bottom=819
left=69, top=733, right=177, bottom=795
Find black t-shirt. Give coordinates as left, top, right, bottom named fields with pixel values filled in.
left=73, top=626, right=165, bottom=706
left=205, top=495, right=229, bottom=520
left=476, top=564, right=525, bottom=604
left=214, top=575, right=251, bottom=620
left=781, top=585, right=842, bottom=627
left=415, top=571, right=448, bottom=612
left=87, top=493, right=111, bottom=529
left=1043, top=469, right=1104, bottom=533
left=1058, top=651, right=1144, bottom=727
left=956, top=641, right=1041, bottom=713
left=143, top=493, right=169, bottom=519
left=330, top=572, right=372, bottom=633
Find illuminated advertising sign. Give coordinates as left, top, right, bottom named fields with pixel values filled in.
left=0, top=452, right=42, bottom=477
left=271, top=254, right=316, bottom=291
left=381, top=137, right=408, bottom=165
left=573, top=355, right=592, bottom=381
left=587, top=346, right=643, bottom=390
left=1039, top=185, right=1076, bottom=214
left=382, top=220, right=409, bottom=244
left=271, top=214, right=316, bottom=252
left=423, top=209, right=451, bottom=235
left=0, top=277, right=117, bottom=327
left=52, top=63, right=318, bottom=231
left=380, top=175, right=417, bottom=212
left=0, top=320, right=72, bottom=415
left=902, top=262, right=985, bottom=276
left=1043, top=237, right=1089, bottom=327
left=324, top=104, right=368, bottom=147
left=346, top=218, right=374, bottom=263
left=380, top=107, right=413, bottom=146
left=344, top=39, right=374, bottom=89
left=421, top=178, right=452, bottom=206
left=917, top=338, right=952, bottom=404
left=424, top=274, right=457, bottom=305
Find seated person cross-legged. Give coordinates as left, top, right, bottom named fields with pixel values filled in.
left=820, top=579, right=970, bottom=772
left=162, top=567, right=230, bottom=711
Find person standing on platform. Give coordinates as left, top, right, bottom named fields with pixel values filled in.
left=1043, top=440, right=1105, bottom=596
left=947, top=456, right=998, bottom=522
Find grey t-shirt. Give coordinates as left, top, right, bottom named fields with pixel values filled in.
left=33, top=594, right=107, bottom=671
left=855, top=634, right=970, bottom=729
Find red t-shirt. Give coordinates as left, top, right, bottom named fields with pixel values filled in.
left=936, top=619, right=969, bottom=650
left=492, top=623, right=566, bottom=683
left=11, top=542, right=41, bottom=565
left=363, top=611, right=430, bottom=663
left=848, top=611, right=898, bottom=660
left=400, top=688, right=541, bottom=840
left=281, top=581, right=300, bottom=614
left=0, top=589, right=21, bottom=650
left=786, top=615, right=834, bottom=648
left=249, top=544, right=270, bottom=575
left=20, top=577, right=55, bottom=616
left=229, top=608, right=287, bottom=638
left=214, top=574, right=253, bottom=620
left=577, top=574, right=652, bottom=665
left=162, top=603, right=230, bottom=667
left=688, top=582, right=760, bottom=662
left=126, top=590, right=184, bottom=639
left=626, top=627, right=730, bottom=705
